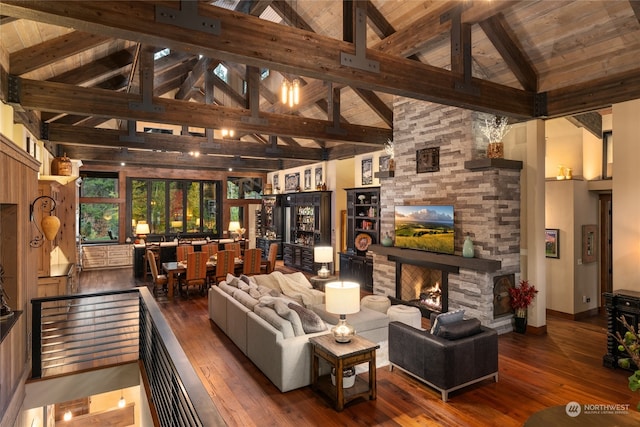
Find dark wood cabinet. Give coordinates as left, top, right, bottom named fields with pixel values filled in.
left=256, top=237, right=282, bottom=260
left=345, top=187, right=380, bottom=255
left=339, top=253, right=373, bottom=292
left=340, top=187, right=379, bottom=290
left=282, top=191, right=331, bottom=273
left=603, top=290, right=640, bottom=370
left=255, top=195, right=283, bottom=259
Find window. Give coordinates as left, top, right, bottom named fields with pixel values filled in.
left=214, top=64, right=228, bottom=82
left=80, top=173, right=120, bottom=242
left=602, top=131, right=613, bottom=179
left=129, top=179, right=221, bottom=237
left=227, top=177, right=263, bottom=199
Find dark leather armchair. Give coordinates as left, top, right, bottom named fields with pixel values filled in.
left=388, top=317, right=498, bottom=401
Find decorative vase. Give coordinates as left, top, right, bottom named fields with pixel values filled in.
left=462, top=234, right=474, bottom=258
left=514, top=315, right=527, bottom=334
left=51, top=152, right=72, bottom=176
left=487, top=142, right=504, bottom=159
left=381, top=233, right=393, bottom=247
left=41, top=215, right=61, bottom=241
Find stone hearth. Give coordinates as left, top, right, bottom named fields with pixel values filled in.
left=371, top=99, right=522, bottom=334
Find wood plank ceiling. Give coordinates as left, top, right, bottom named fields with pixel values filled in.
left=1, top=0, right=639, bottom=171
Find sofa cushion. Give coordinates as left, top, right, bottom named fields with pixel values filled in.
left=430, top=309, right=465, bottom=335
left=283, top=272, right=313, bottom=289
left=253, top=305, right=295, bottom=338
left=435, top=318, right=482, bottom=340
left=273, top=301, right=305, bottom=336
left=253, top=273, right=283, bottom=293
left=218, top=281, right=236, bottom=296
left=288, top=303, right=327, bottom=334
left=232, top=288, right=260, bottom=310
left=311, top=304, right=389, bottom=334
left=226, top=273, right=240, bottom=287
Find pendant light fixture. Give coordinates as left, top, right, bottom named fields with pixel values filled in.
left=280, top=78, right=300, bottom=108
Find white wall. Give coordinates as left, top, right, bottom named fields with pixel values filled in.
left=612, top=99, right=640, bottom=291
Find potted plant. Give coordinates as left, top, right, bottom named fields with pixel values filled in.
left=508, top=279, right=538, bottom=333
left=611, top=316, right=640, bottom=410
left=480, top=115, right=512, bottom=159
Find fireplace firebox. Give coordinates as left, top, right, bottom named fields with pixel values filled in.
left=390, top=256, right=455, bottom=317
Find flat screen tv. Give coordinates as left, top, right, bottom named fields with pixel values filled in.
left=394, top=205, right=455, bottom=254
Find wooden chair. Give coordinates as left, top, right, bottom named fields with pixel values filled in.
left=242, top=248, right=262, bottom=276
left=224, top=242, right=241, bottom=259
left=203, top=242, right=219, bottom=258
left=266, top=242, right=278, bottom=273
left=176, top=244, right=194, bottom=262
left=145, top=243, right=161, bottom=281
left=179, top=251, right=209, bottom=298
left=260, top=242, right=279, bottom=274
left=146, top=249, right=168, bottom=296
left=214, top=250, right=236, bottom=284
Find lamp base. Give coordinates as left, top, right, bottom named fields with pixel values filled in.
left=331, top=315, right=355, bottom=343
left=317, top=265, right=330, bottom=278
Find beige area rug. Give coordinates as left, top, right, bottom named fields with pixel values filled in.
left=355, top=340, right=388, bottom=374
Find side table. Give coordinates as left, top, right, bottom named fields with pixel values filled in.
left=309, top=275, right=337, bottom=291
left=309, top=334, right=379, bottom=411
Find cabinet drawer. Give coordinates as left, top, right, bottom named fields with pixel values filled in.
left=616, top=297, right=640, bottom=312
left=108, top=246, right=131, bottom=257
left=84, top=258, right=108, bottom=268
left=108, top=256, right=131, bottom=267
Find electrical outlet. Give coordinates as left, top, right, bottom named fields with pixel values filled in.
left=586, top=297, right=591, bottom=303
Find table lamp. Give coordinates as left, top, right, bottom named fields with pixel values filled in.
left=325, top=281, right=360, bottom=343
left=135, top=222, right=150, bottom=244
left=228, top=220, right=241, bottom=239
left=314, top=246, right=333, bottom=278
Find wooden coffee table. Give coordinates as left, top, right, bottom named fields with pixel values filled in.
left=309, top=334, right=379, bottom=411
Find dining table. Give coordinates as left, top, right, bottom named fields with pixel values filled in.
left=162, top=256, right=243, bottom=299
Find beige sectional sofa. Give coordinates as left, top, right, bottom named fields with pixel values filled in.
left=208, top=271, right=389, bottom=392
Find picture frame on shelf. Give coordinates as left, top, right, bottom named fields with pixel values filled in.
left=315, top=166, right=323, bottom=188
left=416, top=147, right=439, bottom=173
left=284, top=172, right=300, bottom=192
left=304, top=168, right=312, bottom=190
left=379, top=155, right=390, bottom=172
left=362, top=157, right=373, bottom=185
left=545, top=228, right=560, bottom=258
left=582, top=224, right=597, bottom=263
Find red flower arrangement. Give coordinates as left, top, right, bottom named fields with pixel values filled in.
left=508, top=279, right=538, bottom=317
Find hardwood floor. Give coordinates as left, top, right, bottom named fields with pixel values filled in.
left=78, top=266, right=639, bottom=426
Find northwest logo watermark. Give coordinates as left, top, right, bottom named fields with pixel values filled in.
left=565, top=401, right=630, bottom=417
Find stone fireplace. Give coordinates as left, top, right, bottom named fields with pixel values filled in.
left=371, top=99, right=522, bottom=334
left=392, top=260, right=449, bottom=317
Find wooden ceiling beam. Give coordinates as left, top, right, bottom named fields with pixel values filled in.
left=46, top=123, right=325, bottom=161
left=175, top=57, right=213, bottom=100
left=479, top=13, right=537, bottom=92
left=10, top=31, right=111, bottom=75
left=48, top=47, right=135, bottom=86
left=0, top=1, right=534, bottom=118
left=58, top=144, right=290, bottom=172
left=545, top=68, right=640, bottom=117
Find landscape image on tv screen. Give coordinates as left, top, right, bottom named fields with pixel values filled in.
left=394, top=205, right=455, bottom=254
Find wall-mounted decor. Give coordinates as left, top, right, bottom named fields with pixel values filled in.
left=273, top=174, right=279, bottom=191
left=315, top=167, right=323, bottom=188
left=416, top=147, right=439, bottom=173
left=284, top=172, right=300, bottom=192
left=582, top=224, right=597, bottom=263
left=362, top=157, right=373, bottom=185
left=379, top=155, right=391, bottom=172
left=304, top=168, right=312, bottom=190
left=545, top=228, right=560, bottom=258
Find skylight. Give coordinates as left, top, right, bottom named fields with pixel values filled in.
left=154, top=48, right=171, bottom=60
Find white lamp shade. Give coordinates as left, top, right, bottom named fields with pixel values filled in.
left=228, top=221, right=241, bottom=232
left=325, top=282, right=360, bottom=315
left=314, top=246, right=333, bottom=263
left=135, top=222, right=150, bottom=235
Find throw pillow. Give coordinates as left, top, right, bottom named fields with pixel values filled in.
left=240, top=274, right=257, bottom=285
left=288, top=303, right=327, bottom=333
left=226, top=273, right=240, bottom=288
left=430, top=309, right=465, bottom=335
left=273, top=300, right=305, bottom=336
left=435, top=318, right=482, bottom=340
